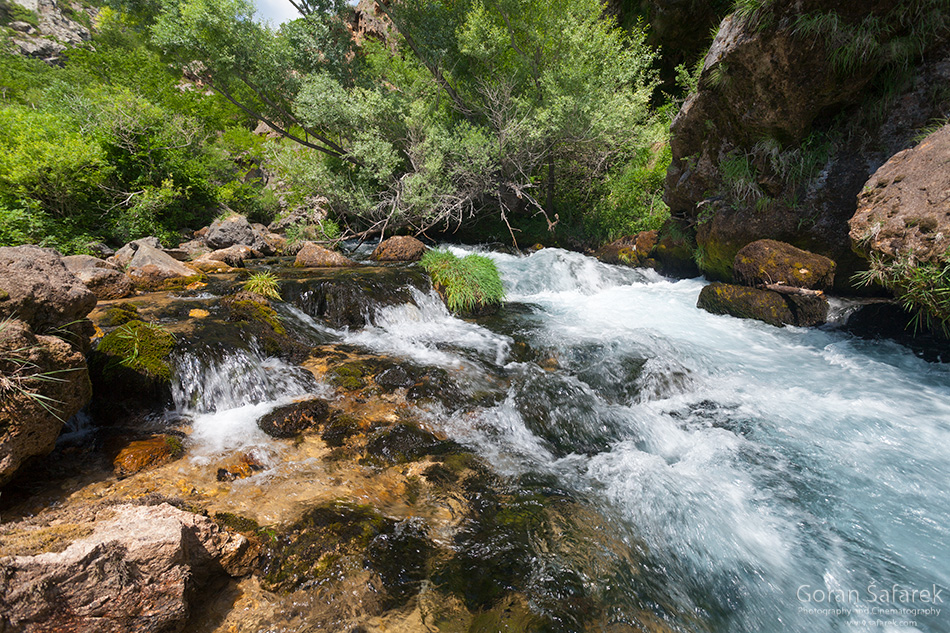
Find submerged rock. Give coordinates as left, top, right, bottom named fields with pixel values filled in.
left=370, top=235, right=428, bottom=262
left=112, top=435, right=184, bottom=478
left=0, top=503, right=257, bottom=633
left=697, top=282, right=828, bottom=327
left=257, top=398, right=331, bottom=439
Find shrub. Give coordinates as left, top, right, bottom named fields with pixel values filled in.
left=420, top=249, right=505, bottom=314
left=853, top=252, right=950, bottom=334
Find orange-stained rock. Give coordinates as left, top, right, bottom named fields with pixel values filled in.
left=294, top=242, right=356, bottom=268
left=112, top=435, right=183, bottom=478
left=370, top=236, right=427, bottom=262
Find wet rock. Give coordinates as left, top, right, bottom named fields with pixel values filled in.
left=125, top=243, right=203, bottom=291
left=697, top=282, right=828, bottom=327
left=320, top=413, right=362, bottom=447
left=0, top=319, right=91, bottom=485
left=850, top=123, right=950, bottom=266
left=733, top=239, right=836, bottom=290
left=206, top=214, right=275, bottom=255
left=364, top=519, right=433, bottom=609
left=112, top=435, right=184, bottom=478
left=257, top=399, right=331, bottom=439
left=0, top=245, right=97, bottom=332
left=596, top=230, right=658, bottom=267
left=220, top=294, right=310, bottom=361
left=293, top=242, right=356, bottom=267
left=0, top=503, right=257, bottom=633
left=102, top=302, right=141, bottom=327
left=370, top=236, right=428, bottom=262
left=363, top=421, right=455, bottom=466
left=282, top=266, right=430, bottom=328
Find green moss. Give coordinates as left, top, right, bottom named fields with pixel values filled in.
left=421, top=250, right=505, bottom=315
left=104, top=303, right=141, bottom=327
left=0, top=288, right=8, bottom=301
left=159, top=273, right=207, bottom=291
left=163, top=435, right=185, bottom=458
left=327, top=362, right=368, bottom=390
left=96, top=320, right=176, bottom=380
left=225, top=299, right=286, bottom=335
left=214, top=512, right=262, bottom=534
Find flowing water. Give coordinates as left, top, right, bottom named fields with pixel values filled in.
left=181, top=247, right=950, bottom=633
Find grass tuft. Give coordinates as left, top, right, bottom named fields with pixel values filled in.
left=421, top=250, right=505, bottom=314
left=243, top=271, right=281, bottom=301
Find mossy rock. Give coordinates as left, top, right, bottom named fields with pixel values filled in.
left=220, top=293, right=309, bottom=361
left=214, top=512, right=262, bottom=534
left=223, top=296, right=286, bottom=335
left=257, top=398, right=330, bottom=439
left=733, top=239, right=836, bottom=290
left=159, top=273, right=208, bottom=291
left=103, top=302, right=141, bottom=327
left=321, top=413, right=362, bottom=447
left=95, top=320, right=176, bottom=381
left=697, top=282, right=828, bottom=327
left=0, top=287, right=9, bottom=302
left=363, top=421, right=460, bottom=467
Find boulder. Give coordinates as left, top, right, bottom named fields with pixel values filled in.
left=0, top=503, right=258, bottom=633
left=257, top=398, right=331, bottom=439
left=596, top=231, right=658, bottom=267
left=205, top=214, right=275, bottom=255
left=0, top=246, right=97, bottom=332
left=62, top=254, right=117, bottom=273
left=112, top=237, right=163, bottom=269
left=126, top=244, right=201, bottom=290
left=850, top=124, right=950, bottom=266
left=206, top=244, right=259, bottom=267
left=294, top=242, right=356, bottom=268
left=188, top=254, right=237, bottom=274
left=0, top=319, right=92, bottom=485
left=697, top=282, right=828, bottom=327
left=370, top=236, right=428, bottom=262
left=63, top=255, right=134, bottom=300
left=733, top=240, right=836, bottom=290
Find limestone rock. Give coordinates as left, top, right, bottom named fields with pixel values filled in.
left=370, top=236, right=427, bottom=262
left=697, top=282, right=828, bottom=327
left=850, top=124, right=950, bottom=266
left=0, top=246, right=96, bottom=332
left=206, top=214, right=275, bottom=255
left=126, top=244, right=200, bottom=290
left=0, top=319, right=91, bottom=485
left=733, top=240, right=836, bottom=290
left=294, top=242, right=356, bottom=268
left=0, top=503, right=257, bottom=633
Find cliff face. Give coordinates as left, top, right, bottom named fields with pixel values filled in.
left=664, top=1, right=950, bottom=289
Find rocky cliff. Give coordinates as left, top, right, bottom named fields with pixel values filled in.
left=664, top=0, right=950, bottom=290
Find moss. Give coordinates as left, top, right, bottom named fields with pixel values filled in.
left=159, top=273, right=208, bottom=291
left=321, top=413, right=361, bottom=447
left=104, top=303, right=141, bottom=327
left=327, top=361, right=369, bottom=390
left=96, top=320, right=176, bottom=380
left=214, top=512, right=261, bottom=534
left=224, top=298, right=286, bottom=335
left=163, top=435, right=185, bottom=458
left=0, top=288, right=8, bottom=301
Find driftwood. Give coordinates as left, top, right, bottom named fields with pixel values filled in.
left=759, top=283, right=825, bottom=296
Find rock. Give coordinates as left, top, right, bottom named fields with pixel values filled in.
left=188, top=254, right=237, bottom=273
left=664, top=3, right=950, bottom=288
left=850, top=124, right=950, bottom=266
left=112, top=237, right=163, bottom=269
left=176, top=238, right=210, bottom=259
left=12, top=36, right=65, bottom=60
left=206, top=244, right=259, bottom=267
left=216, top=451, right=266, bottom=481
left=62, top=254, right=118, bottom=273
left=0, top=319, right=91, bottom=485
left=84, top=242, right=115, bottom=258
left=733, top=239, right=836, bottom=290
left=697, top=282, right=828, bottom=327
left=126, top=243, right=201, bottom=290
left=8, top=20, right=36, bottom=33
left=0, top=503, right=258, bottom=633
left=205, top=214, right=275, bottom=255
left=596, top=231, right=658, bottom=266
left=268, top=196, right=328, bottom=232
left=112, top=435, right=184, bottom=478
left=293, top=242, right=356, bottom=268
left=370, top=236, right=428, bottom=262
left=257, top=398, right=331, bottom=439
left=651, top=224, right=700, bottom=278
left=0, top=246, right=97, bottom=332
left=63, top=252, right=133, bottom=300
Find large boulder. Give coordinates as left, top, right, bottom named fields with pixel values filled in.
left=126, top=243, right=201, bottom=290
left=664, top=3, right=950, bottom=287
left=697, top=282, right=828, bottom=327
left=206, top=214, right=275, bottom=255
left=205, top=244, right=258, bottom=267
left=0, top=503, right=257, bottom=633
left=294, top=242, right=356, bottom=268
left=370, top=236, right=428, bottom=262
left=733, top=239, right=836, bottom=290
left=0, top=246, right=97, bottom=332
left=0, top=319, right=91, bottom=485
left=63, top=255, right=133, bottom=300
left=112, top=237, right=163, bottom=269
left=850, top=124, right=950, bottom=265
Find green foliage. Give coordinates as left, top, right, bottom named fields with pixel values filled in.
left=853, top=252, right=950, bottom=335
left=720, top=150, right=762, bottom=203
left=97, top=320, right=176, bottom=380
left=0, top=0, right=39, bottom=27
left=243, top=271, right=281, bottom=300
left=421, top=249, right=505, bottom=314
left=284, top=217, right=341, bottom=246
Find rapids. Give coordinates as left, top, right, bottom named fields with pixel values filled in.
left=184, top=246, right=950, bottom=633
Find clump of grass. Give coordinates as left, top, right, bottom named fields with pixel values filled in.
left=853, top=251, right=950, bottom=335
left=0, top=317, right=76, bottom=420
left=243, top=271, right=281, bottom=300
left=420, top=250, right=505, bottom=314
left=97, top=320, right=176, bottom=380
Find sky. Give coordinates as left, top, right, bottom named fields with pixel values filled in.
left=253, top=0, right=359, bottom=25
